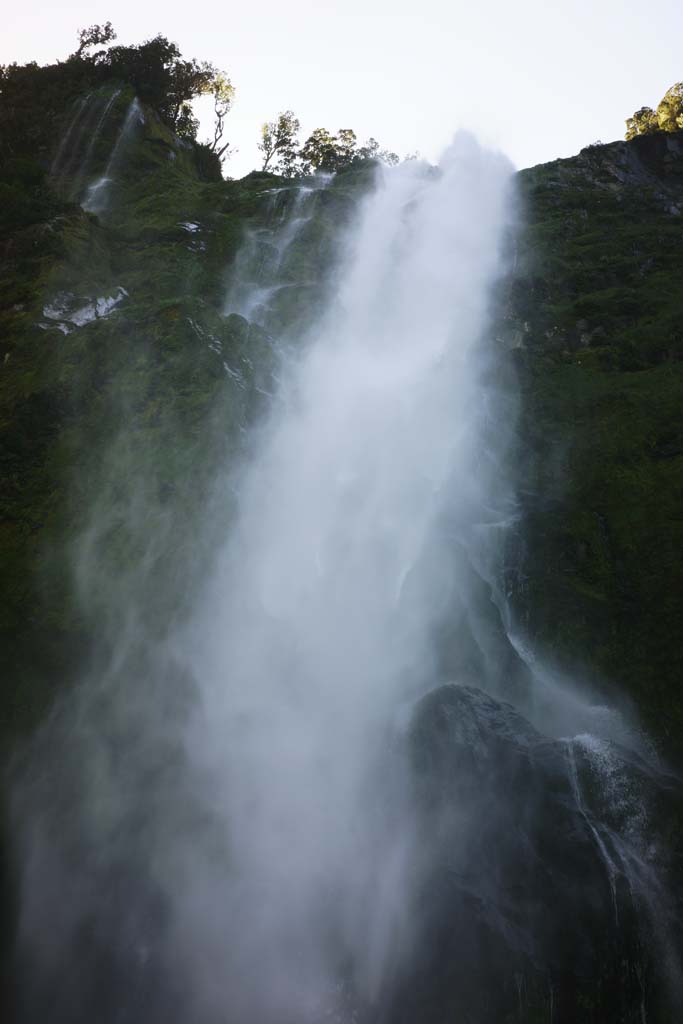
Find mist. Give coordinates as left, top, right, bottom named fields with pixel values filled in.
left=10, top=127, right=681, bottom=1022
left=166, top=135, right=512, bottom=1018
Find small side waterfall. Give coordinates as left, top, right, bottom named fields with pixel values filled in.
left=48, top=91, right=143, bottom=213
left=83, top=98, right=144, bottom=214
left=565, top=738, right=621, bottom=922
left=12, top=132, right=683, bottom=1023
left=49, top=93, right=91, bottom=177
left=68, top=89, right=122, bottom=201
left=50, top=90, right=122, bottom=202
left=568, top=733, right=683, bottom=1008
left=224, top=175, right=333, bottom=335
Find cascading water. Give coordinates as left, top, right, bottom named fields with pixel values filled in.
left=69, top=89, right=122, bottom=201
left=49, top=93, right=91, bottom=178
left=224, top=175, right=333, bottom=334
left=166, top=140, right=512, bottom=1019
left=12, top=133, right=682, bottom=1022
left=50, top=90, right=123, bottom=203
left=83, top=97, right=144, bottom=214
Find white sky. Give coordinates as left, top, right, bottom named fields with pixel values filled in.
left=3, top=1, right=682, bottom=176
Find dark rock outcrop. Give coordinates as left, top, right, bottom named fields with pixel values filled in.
left=382, top=684, right=683, bottom=1022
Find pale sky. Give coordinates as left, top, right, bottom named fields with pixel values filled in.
left=3, top=1, right=682, bottom=176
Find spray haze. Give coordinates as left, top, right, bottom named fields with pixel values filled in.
left=12, top=124, right=681, bottom=1022
left=168, top=135, right=513, bottom=1018
left=13, top=132, right=513, bottom=1020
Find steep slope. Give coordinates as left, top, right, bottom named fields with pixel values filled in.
left=4, top=79, right=682, bottom=762
left=1, top=79, right=366, bottom=1015
left=502, top=131, right=683, bottom=764
left=1, top=87, right=358, bottom=743
left=1, top=72, right=683, bottom=1022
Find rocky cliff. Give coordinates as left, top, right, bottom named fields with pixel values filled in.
left=1, top=85, right=361, bottom=739
left=2, top=68, right=683, bottom=1022
left=3, top=88, right=682, bottom=765
left=503, top=131, right=683, bottom=765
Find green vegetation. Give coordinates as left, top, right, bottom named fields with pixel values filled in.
left=626, top=80, right=683, bottom=139
left=1, top=32, right=682, bottom=774
left=259, top=114, right=399, bottom=175
left=259, top=110, right=301, bottom=173
left=100, top=33, right=228, bottom=140
left=0, top=38, right=367, bottom=749
left=299, top=126, right=399, bottom=173
left=1, top=31, right=683, bottom=1021
left=207, top=74, right=235, bottom=159
left=505, top=130, right=683, bottom=762
left=0, top=23, right=233, bottom=162
left=73, top=21, right=118, bottom=58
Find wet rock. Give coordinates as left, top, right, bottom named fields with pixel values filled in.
left=382, top=684, right=683, bottom=1023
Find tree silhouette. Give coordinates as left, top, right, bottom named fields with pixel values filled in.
left=259, top=111, right=300, bottom=173
left=73, top=22, right=117, bottom=59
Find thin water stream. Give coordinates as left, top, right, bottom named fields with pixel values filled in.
left=13, top=131, right=682, bottom=1022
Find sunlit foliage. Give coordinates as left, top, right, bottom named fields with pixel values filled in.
left=656, top=82, right=683, bottom=132
left=259, top=111, right=301, bottom=173
left=625, top=81, right=683, bottom=139
left=209, top=74, right=235, bottom=158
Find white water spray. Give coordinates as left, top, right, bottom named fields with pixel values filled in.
left=50, top=94, right=91, bottom=178
left=224, top=175, right=332, bottom=331
left=15, top=127, right=680, bottom=1022
left=50, top=91, right=140, bottom=211
left=69, top=89, right=122, bottom=201
left=162, top=135, right=513, bottom=1019
left=83, top=98, right=144, bottom=214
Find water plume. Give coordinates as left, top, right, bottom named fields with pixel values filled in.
left=11, top=129, right=681, bottom=1021
left=164, top=134, right=513, bottom=1019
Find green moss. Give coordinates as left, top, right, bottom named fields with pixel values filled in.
left=0, top=83, right=370, bottom=752
left=506, top=135, right=683, bottom=762
left=3, top=68, right=683, bottom=777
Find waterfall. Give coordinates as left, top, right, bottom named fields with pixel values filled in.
left=224, top=174, right=333, bottom=333
left=565, top=738, right=621, bottom=922
left=12, top=132, right=681, bottom=1022
left=49, top=90, right=137, bottom=210
left=68, top=89, right=122, bottom=201
left=82, top=97, right=144, bottom=214
left=50, top=93, right=91, bottom=177
left=163, top=135, right=513, bottom=1020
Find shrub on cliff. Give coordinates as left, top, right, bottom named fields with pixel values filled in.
left=0, top=25, right=233, bottom=167
left=626, top=81, right=683, bottom=139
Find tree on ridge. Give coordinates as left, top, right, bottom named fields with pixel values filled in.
left=208, top=74, right=235, bottom=159
left=259, top=111, right=301, bottom=174
left=72, top=22, right=117, bottom=59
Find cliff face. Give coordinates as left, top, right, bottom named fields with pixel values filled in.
left=503, top=131, right=683, bottom=764
left=0, top=86, right=359, bottom=742
left=2, top=77, right=683, bottom=1022
left=3, top=89, right=681, bottom=762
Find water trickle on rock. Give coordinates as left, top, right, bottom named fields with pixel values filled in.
left=83, top=97, right=144, bottom=215
left=50, top=90, right=127, bottom=206
left=50, top=93, right=91, bottom=178
left=224, top=174, right=333, bottom=334
left=69, top=89, right=122, bottom=202
left=12, top=132, right=683, bottom=1022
